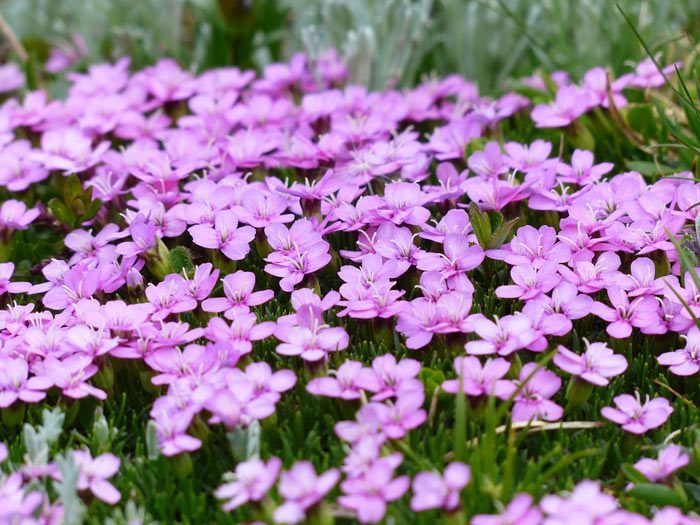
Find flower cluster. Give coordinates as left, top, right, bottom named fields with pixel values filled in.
left=0, top=47, right=695, bottom=524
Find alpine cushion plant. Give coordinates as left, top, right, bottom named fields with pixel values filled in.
left=0, top=29, right=696, bottom=525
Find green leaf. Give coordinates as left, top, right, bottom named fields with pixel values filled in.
left=628, top=483, right=685, bottom=507
left=469, top=202, right=492, bottom=249
left=488, top=217, right=520, bottom=249
left=64, top=174, right=84, bottom=203
left=684, top=482, right=700, bottom=504
left=623, top=104, right=657, bottom=139
left=48, top=198, right=76, bottom=226
left=83, top=199, right=103, bottom=222
left=625, top=160, right=677, bottom=177
left=170, top=246, right=195, bottom=275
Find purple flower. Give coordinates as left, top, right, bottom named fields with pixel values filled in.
left=150, top=399, right=201, bottom=456
left=359, top=390, right=427, bottom=440
left=601, top=393, right=673, bottom=434
left=34, top=128, right=109, bottom=173
left=471, top=493, right=543, bottom=525
left=116, top=214, right=157, bottom=257
left=497, top=363, right=563, bottom=422
left=410, top=462, right=470, bottom=512
left=487, top=225, right=571, bottom=268
left=189, top=210, right=256, bottom=260
left=306, top=360, right=367, bottom=400
left=557, top=149, right=613, bottom=185
left=0, top=200, right=40, bottom=230
left=145, top=274, right=198, bottom=321
left=42, top=264, right=101, bottom=310
left=658, top=326, right=700, bottom=376
left=356, top=354, right=422, bottom=401
left=531, top=85, right=593, bottom=128
left=216, top=457, right=281, bottom=511
left=0, top=357, right=52, bottom=407
left=416, top=233, right=484, bottom=278
left=72, top=450, right=121, bottom=504
left=0, top=262, right=31, bottom=295
left=0, top=473, right=44, bottom=523
left=42, top=354, right=106, bottom=400
left=442, top=356, right=510, bottom=397
left=274, top=462, right=340, bottom=524
left=0, top=63, right=25, bottom=92
left=467, top=142, right=508, bottom=178
left=496, top=262, right=561, bottom=301
left=375, top=182, right=430, bottom=226
left=276, top=304, right=349, bottom=362
left=591, top=286, right=659, bottom=339
left=338, top=454, right=409, bottom=524
left=465, top=313, right=537, bottom=357
left=634, top=444, right=689, bottom=483
left=264, top=220, right=331, bottom=292
left=554, top=340, right=627, bottom=386
left=201, top=270, right=273, bottom=317
left=540, top=480, right=618, bottom=523
left=205, top=313, right=275, bottom=358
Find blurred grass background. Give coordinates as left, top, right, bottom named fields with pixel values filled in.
left=0, top=0, right=699, bottom=89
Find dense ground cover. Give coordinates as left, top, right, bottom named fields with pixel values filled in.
left=0, top=29, right=700, bottom=525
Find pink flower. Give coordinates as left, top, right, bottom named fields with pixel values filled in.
left=189, top=210, right=256, bottom=260
left=531, top=85, right=593, bottom=128
left=465, top=313, right=537, bottom=357
left=264, top=220, right=331, bottom=292
left=274, top=462, right=340, bottom=524
left=72, top=450, right=121, bottom=504
left=116, top=214, right=156, bottom=257
left=504, top=140, right=554, bottom=173
left=540, top=480, right=618, bottom=523
left=471, top=493, right=543, bottom=525
left=554, top=340, right=627, bottom=386
left=215, top=457, right=281, bottom=511
left=276, top=305, right=349, bottom=362
left=0, top=200, right=40, bottom=230
left=355, top=354, right=422, bottom=401
left=359, top=390, right=427, bottom=440
left=0, top=262, right=31, bottom=295
left=487, top=225, right=571, bottom=268
left=145, top=274, right=198, bottom=321
left=442, top=356, right=510, bottom=397
left=416, top=233, right=484, bottom=278
left=467, top=142, right=508, bottom=178
left=658, top=326, right=700, bottom=376
left=601, top=393, right=673, bottom=434
left=410, top=462, right=470, bottom=512
left=201, top=270, right=274, bottom=317
left=618, top=257, right=664, bottom=297
left=338, top=454, right=409, bottom=524
left=0, top=357, right=52, bottom=407
left=496, top=262, right=561, bottom=301
left=557, top=149, right=613, bottom=185
left=591, top=286, right=659, bottom=339
left=634, top=445, right=689, bottom=483
left=42, top=354, right=106, bottom=400
left=306, top=360, right=367, bottom=400
left=497, top=363, right=563, bottom=422
left=375, top=182, right=430, bottom=226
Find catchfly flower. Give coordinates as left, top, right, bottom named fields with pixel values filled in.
left=0, top=45, right=690, bottom=525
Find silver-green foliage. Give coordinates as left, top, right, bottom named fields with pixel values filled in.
left=285, top=0, right=700, bottom=90
left=0, top=0, right=204, bottom=68
left=284, top=0, right=434, bottom=90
